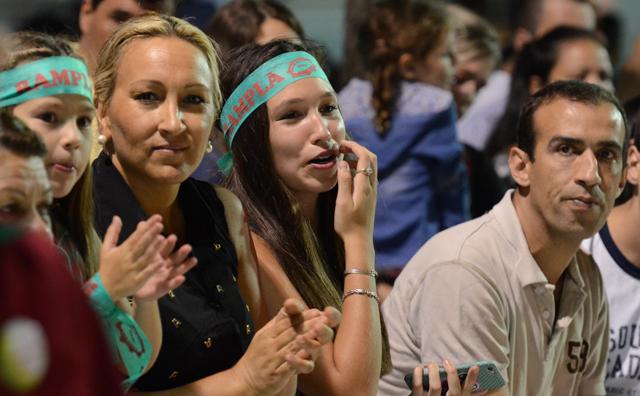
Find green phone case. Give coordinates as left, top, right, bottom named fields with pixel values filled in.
left=403, top=360, right=506, bottom=392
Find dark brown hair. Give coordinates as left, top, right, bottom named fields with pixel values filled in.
left=517, top=80, right=628, bottom=162
left=206, top=0, right=304, bottom=56
left=616, top=96, right=640, bottom=205
left=360, top=0, right=450, bottom=133
left=220, top=40, right=391, bottom=373
left=0, top=31, right=99, bottom=281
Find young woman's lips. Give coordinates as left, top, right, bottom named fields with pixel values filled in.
left=308, top=151, right=338, bottom=170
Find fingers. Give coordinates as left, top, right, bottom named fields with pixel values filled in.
left=281, top=298, right=306, bottom=318
left=285, top=350, right=315, bottom=374
left=122, top=215, right=164, bottom=261
left=321, top=306, right=342, bottom=328
left=444, top=359, right=460, bottom=395
left=102, top=216, right=122, bottom=251
left=336, top=159, right=353, bottom=205
left=411, top=366, right=425, bottom=396
left=159, top=234, right=178, bottom=258
left=427, top=362, right=442, bottom=396
left=461, top=366, right=480, bottom=395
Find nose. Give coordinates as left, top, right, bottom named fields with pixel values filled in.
left=575, top=150, right=602, bottom=188
left=61, top=121, right=81, bottom=151
left=158, top=98, right=186, bottom=136
left=310, top=111, right=332, bottom=146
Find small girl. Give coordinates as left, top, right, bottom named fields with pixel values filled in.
left=339, top=0, right=469, bottom=296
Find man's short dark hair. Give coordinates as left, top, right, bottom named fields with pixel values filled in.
left=516, top=80, right=629, bottom=161
left=0, top=110, right=46, bottom=158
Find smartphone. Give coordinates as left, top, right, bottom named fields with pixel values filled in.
left=404, top=360, right=505, bottom=393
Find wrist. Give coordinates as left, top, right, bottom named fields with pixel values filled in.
left=231, top=359, right=261, bottom=396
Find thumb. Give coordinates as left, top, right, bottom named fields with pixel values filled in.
left=102, top=216, right=122, bottom=251
left=336, top=159, right=353, bottom=205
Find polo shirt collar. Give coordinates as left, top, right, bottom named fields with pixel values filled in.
left=491, top=190, right=550, bottom=287
left=492, top=190, right=588, bottom=292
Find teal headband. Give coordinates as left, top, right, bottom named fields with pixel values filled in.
left=220, top=51, right=329, bottom=147
left=218, top=51, right=329, bottom=175
left=0, top=56, right=93, bottom=108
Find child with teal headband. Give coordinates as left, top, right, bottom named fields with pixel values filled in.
left=0, top=31, right=196, bottom=390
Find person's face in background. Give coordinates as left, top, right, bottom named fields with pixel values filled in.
left=408, top=31, right=455, bottom=91
left=13, top=95, right=94, bottom=199
left=78, top=0, right=174, bottom=70
left=255, top=17, right=299, bottom=45
left=536, top=0, right=596, bottom=37
left=98, top=36, right=215, bottom=186
left=513, top=0, right=596, bottom=53
left=452, top=45, right=497, bottom=116
left=0, top=150, right=53, bottom=237
left=547, top=39, right=614, bottom=92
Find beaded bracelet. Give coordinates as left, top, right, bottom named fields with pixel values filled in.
left=343, top=288, right=380, bottom=304
left=344, top=268, right=378, bottom=278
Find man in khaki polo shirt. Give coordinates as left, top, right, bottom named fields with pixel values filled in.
left=379, top=80, right=629, bottom=396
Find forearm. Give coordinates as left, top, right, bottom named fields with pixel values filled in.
left=302, top=233, right=381, bottom=395
left=133, top=300, right=162, bottom=371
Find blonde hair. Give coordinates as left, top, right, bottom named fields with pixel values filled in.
left=94, top=13, right=222, bottom=117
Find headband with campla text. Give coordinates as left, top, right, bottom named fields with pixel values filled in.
left=0, top=56, right=93, bottom=108
left=219, top=51, right=330, bottom=147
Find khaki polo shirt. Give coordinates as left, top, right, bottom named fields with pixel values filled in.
left=379, top=191, right=608, bottom=396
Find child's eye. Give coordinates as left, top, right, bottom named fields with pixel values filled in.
left=77, top=116, right=94, bottom=130
left=37, top=112, right=57, bottom=124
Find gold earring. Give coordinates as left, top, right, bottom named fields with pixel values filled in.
left=206, top=140, right=213, bottom=153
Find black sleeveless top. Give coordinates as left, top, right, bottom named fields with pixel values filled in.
left=92, top=153, right=254, bottom=391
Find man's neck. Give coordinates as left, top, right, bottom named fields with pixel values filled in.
left=513, top=193, right=580, bottom=285
left=607, top=197, right=640, bottom=267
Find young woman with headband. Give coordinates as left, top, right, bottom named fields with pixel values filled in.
left=218, top=40, right=389, bottom=395
left=0, top=31, right=195, bottom=389
left=91, top=13, right=339, bottom=394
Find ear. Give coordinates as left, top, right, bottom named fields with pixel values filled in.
left=512, top=28, right=534, bottom=53
left=78, top=0, right=94, bottom=36
left=529, top=75, right=544, bottom=94
left=509, top=145, right=532, bottom=187
left=398, top=53, right=416, bottom=81
left=624, top=143, right=640, bottom=190
left=96, top=103, right=112, bottom=141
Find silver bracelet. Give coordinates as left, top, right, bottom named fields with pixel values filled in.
left=342, top=288, right=380, bottom=304
left=344, top=268, right=378, bottom=278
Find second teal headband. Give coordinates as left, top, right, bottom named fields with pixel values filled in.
left=220, top=51, right=330, bottom=147
left=0, top=56, right=93, bottom=107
